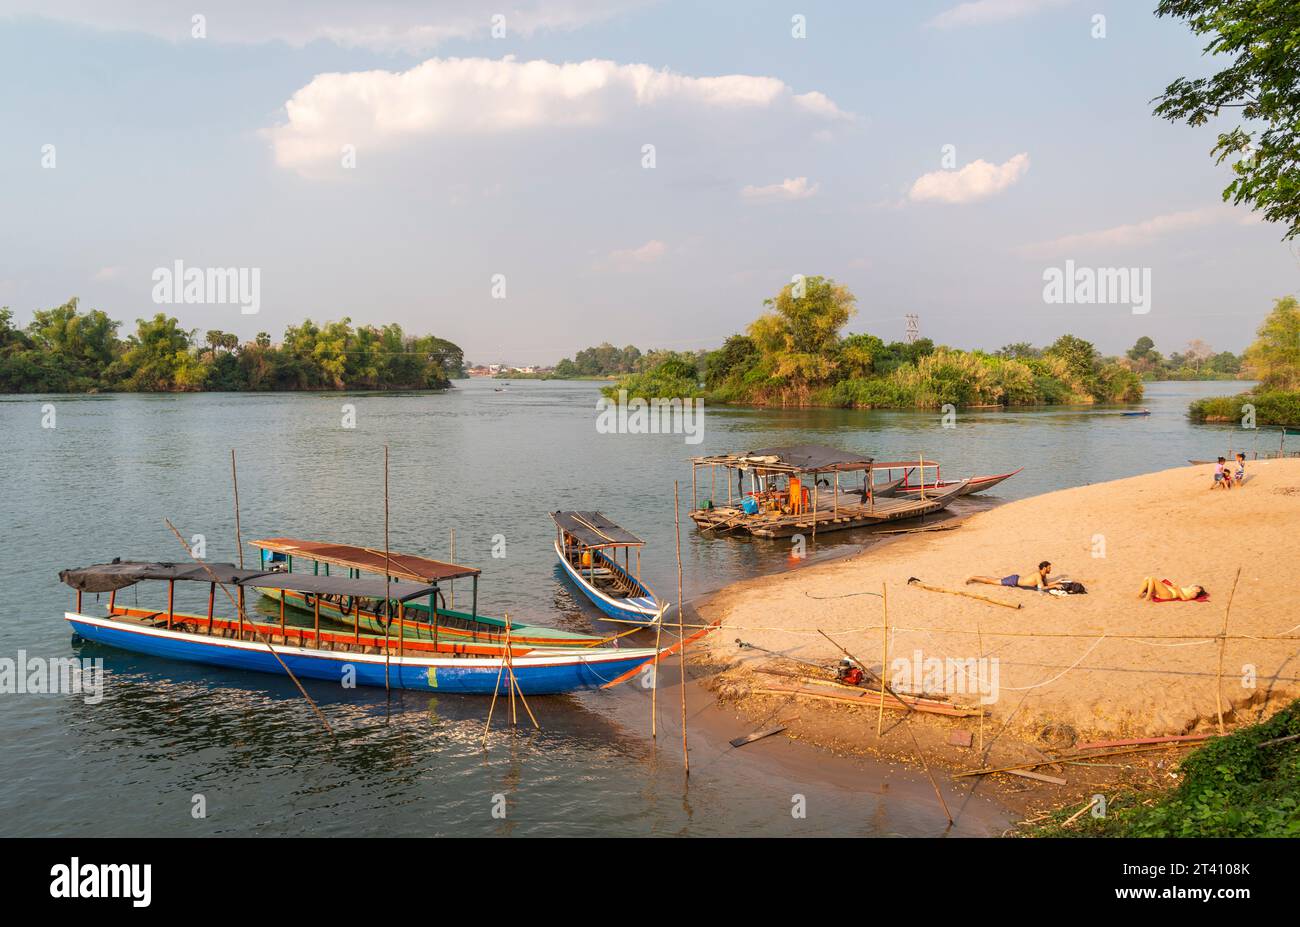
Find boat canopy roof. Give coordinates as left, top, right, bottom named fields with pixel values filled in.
left=692, top=444, right=874, bottom=474
left=59, top=560, right=439, bottom=602
left=249, top=537, right=479, bottom=582
left=551, top=511, right=644, bottom=548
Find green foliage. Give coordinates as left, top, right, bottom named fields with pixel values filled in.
left=1244, top=296, right=1300, bottom=390
left=1188, top=295, right=1300, bottom=424
left=1153, top=1, right=1300, bottom=240
left=704, top=335, right=760, bottom=388
left=554, top=343, right=644, bottom=377
left=0, top=298, right=463, bottom=394
left=1190, top=389, right=1300, bottom=426
left=605, top=278, right=1145, bottom=408
left=1033, top=700, right=1300, bottom=838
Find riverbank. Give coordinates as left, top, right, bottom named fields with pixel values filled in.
left=693, top=459, right=1300, bottom=820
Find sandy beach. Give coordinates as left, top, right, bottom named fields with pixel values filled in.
left=697, top=459, right=1300, bottom=787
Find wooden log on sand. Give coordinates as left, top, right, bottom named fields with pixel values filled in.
left=906, top=577, right=1021, bottom=610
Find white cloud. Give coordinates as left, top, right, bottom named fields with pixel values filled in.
left=265, top=56, right=848, bottom=175
left=926, top=0, right=1073, bottom=29
left=1019, top=206, right=1259, bottom=257
left=92, top=266, right=125, bottom=281
left=3, top=1, right=650, bottom=53
left=909, top=152, right=1029, bottom=204
left=740, top=177, right=820, bottom=202
left=607, top=239, right=666, bottom=268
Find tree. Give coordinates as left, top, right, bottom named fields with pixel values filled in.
left=1243, top=295, right=1300, bottom=389
left=1044, top=334, right=1098, bottom=379
left=1127, top=336, right=1155, bottom=361
left=748, top=276, right=856, bottom=390
left=1153, top=1, right=1300, bottom=239
left=705, top=334, right=759, bottom=387
left=997, top=342, right=1040, bottom=360
left=120, top=314, right=205, bottom=390
left=1185, top=338, right=1213, bottom=372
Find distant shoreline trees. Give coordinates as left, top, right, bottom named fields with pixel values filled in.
left=604, top=276, right=1146, bottom=409
left=0, top=299, right=465, bottom=393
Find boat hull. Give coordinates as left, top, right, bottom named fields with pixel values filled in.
left=258, top=587, right=605, bottom=648
left=892, top=468, right=1022, bottom=497
left=66, top=613, right=654, bottom=695
left=555, top=542, right=660, bottom=625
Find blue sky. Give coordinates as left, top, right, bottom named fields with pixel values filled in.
left=1, top=0, right=1296, bottom=364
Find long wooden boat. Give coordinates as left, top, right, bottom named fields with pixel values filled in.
left=249, top=538, right=607, bottom=649
left=551, top=511, right=660, bottom=625
left=689, top=445, right=968, bottom=539
left=871, top=464, right=1023, bottom=497
left=58, top=561, right=658, bottom=694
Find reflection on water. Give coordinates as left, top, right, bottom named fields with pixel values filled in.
left=0, top=379, right=1245, bottom=835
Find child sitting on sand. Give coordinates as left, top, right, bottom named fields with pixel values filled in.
left=1213, top=457, right=1232, bottom=490
left=1137, top=577, right=1208, bottom=602
left=1234, top=452, right=1246, bottom=486
left=966, top=561, right=1062, bottom=591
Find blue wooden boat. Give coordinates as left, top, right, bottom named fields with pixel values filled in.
left=58, top=560, right=658, bottom=695
left=552, top=511, right=661, bottom=626
left=1121, top=409, right=1151, bottom=416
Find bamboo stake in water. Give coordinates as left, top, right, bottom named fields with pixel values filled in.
left=651, top=601, right=665, bottom=739
left=449, top=527, right=455, bottom=610
left=383, top=445, right=392, bottom=696
left=877, top=581, right=888, bottom=737
left=675, top=480, right=689, bottom=777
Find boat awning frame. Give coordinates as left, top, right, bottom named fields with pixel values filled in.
left=59, top=560, right=439, bottom=602
left=248, top=537, right=480, bottom=582
left=690, top=444, right=874, bottom=474
left=550, top=511, right=644, bottom=549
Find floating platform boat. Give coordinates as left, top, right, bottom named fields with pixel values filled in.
left=869, top=461, right=1023, bottom=497
left=58, top=560, right=657, bottom=694
left=689, top=445, right=968, bottom=539
left=551, top=511, right=661, bottom=625
left=249, top=537, right=607, bottom=649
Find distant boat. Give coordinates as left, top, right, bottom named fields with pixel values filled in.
left=871, top=462, right=1023, bottom=497
left=1121, top=409, right=1151, bottom=417
left=552, top=511, right=661, bottom=625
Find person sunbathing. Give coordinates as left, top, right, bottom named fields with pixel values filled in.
left=966, top=560, right=1061, bottom=591
left=1137, top=577, right=1208, bottom=602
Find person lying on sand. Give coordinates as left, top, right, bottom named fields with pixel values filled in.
left=1137, top=577, right=1208, bottom=602
left=966, top=560, right=1062, bottom=591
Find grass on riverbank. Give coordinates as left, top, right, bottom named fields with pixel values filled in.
left=1188, top=390, right=1300, bottom=427
left=1028, top=700, right=1300, bottom=837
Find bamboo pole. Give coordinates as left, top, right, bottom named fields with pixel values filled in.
left=231, top=448, right=246, bottom=637
left=1216, top=566, right=1242, bottom=735
left=482, top=657, right=508, bottom=746
left=384, top=446, right=392, bottom=696
left=833, top=472, right=839, bottom=520
left=651, top=602, right=664, bottom=738
left=675, top=480, right=689, bottom=776
left=449, top=528, right=455, bottom=610
left=877, top=582, right=887, bottom=737
left=811, top=479, right=818, bottom=542
left=918, top=454, right=926, bottom=502
left=975, top=615, right=985, bottom=754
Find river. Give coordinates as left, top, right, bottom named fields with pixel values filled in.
left=0, top=379, right=1252, bottom=836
